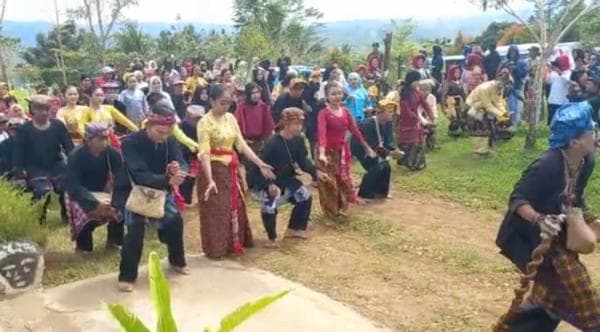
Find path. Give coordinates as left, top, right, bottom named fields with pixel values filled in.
left=0, top=256, right=386, bottom=332
left=183, top=188, right=600, bottom=331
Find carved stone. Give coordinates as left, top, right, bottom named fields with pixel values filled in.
left=0, top=241, right=44, bottom=299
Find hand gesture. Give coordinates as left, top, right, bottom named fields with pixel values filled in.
left=316, top=170, right=330, bottom=183
left=167, top=161, right=181, bottom=175
left=536, top=214, right=565, bottom=238
left=366, top=147, right=377, bottom=159
left=259, top=163, right=276, bottom=180
left=169, top=171, right=187, bottom=186
left=203, top=180, right=218, bottom=201
left=318, top=154, right=328, bottom=166
left=268, top=184, right=281, bottom=198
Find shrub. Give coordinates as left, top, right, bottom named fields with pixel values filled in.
left=108, top=251, right=289, bottom=332
left=0, top=179, right=48, bottom=246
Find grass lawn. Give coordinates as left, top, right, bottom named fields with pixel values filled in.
left=387, top=116, right=600, bottom=213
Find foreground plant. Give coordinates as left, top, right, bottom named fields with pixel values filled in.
left=107, top=251, right=288, bottom=332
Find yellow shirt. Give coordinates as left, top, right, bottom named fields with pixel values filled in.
left=79, top=105, right=139, bottom=135
left=140, top=119, right=199, bottom=153
left=197, top=112, right=248, bottom=165
left=56, top=105, right=88, bottom=135
left=185, top=76, right=208, bottom=95
left=466, top=81, right=506, bottom=118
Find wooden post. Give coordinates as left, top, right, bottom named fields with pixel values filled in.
left=383, top=32, right=392, bottom=72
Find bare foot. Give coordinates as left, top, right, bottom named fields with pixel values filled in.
left=117, top=282, right=134, bottom=293
left=171, top=265, right=191, bottom=276
left=285, top=229, right=308, bottom=239
left=264, top=240, right=280, bottom=249
left=338, top=209, right=349, bottom=217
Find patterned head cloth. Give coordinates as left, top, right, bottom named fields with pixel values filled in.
left=147, top=100, right=177, bottom=126
left=84, top=121, right=110, bottom=140
left=280, top=107, right=305, bottom=126
left=549, top=101, right=594, bottom=150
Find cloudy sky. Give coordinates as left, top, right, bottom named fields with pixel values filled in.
left=4, top=0, right=521, bottom=23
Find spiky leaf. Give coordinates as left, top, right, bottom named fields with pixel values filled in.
left=148, top=251, right=178, bottom=332
left=106, top=303, right=151, bottom=332
left=218, top=290, right=290, bottom=332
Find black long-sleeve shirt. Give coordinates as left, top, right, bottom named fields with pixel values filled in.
left=65, top=145, right=122, bottom=212
left=251, top=134, right=317, bottom=191
left=112, top=130, right=183, bottom=209
left=13, top=120, right=74, bottom=177
left=350, top=117, right=395, bottom=161
left=496, top=150, right=594, bottom=272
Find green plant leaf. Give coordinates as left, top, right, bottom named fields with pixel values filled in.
left=106, top=303, right=151, bottom=332
left=218, top=290, right=290, bottom=332
left=148, top=251, right=178, bottom=332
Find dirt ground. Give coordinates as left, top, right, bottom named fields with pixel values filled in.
left=181, top=189, right=600, bottom=331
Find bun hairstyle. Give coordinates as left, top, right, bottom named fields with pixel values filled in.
left=208, top=83, right=228, bottom=100
left=324, top=81, right=343, bottom=97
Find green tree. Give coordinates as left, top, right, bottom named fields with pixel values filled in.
left=235, top=24, right=277, bottom=65
left=67, top=0, right=140, bottom=63
left=114, top=22, right=153, bottom=55
left=233, top=0, right=324, bottom=62
left=322, top=47, right=353, bottom=74
left=155, top=24, right=202, bottom=59
left=475, top=21, right=513, bottom=50
left=390, top=22, right=420, bottom=82
left=203, top=29, right=235, bottom=61
left=23, top=21, right=86, bottom=69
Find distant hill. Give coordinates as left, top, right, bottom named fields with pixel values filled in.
left=4, top=11, right=525, bottom=50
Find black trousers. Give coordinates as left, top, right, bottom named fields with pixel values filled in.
left=180, top=176, right=195, bottom=204
left=76, top=220, right=124, bottom=252
left=358, top=157, right=391, bottom=199
left=262, top=196, right=312, bottom=240
left=118, top=213, right=186, bottom=282
left=504, top=304, right=560, bottom=332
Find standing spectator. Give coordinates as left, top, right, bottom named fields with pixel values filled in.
left=95, top=66, right=115, bottom=88
left=431, top=45, right=444, bottom=85
left=502, top=45, right=529, bottom=128
left=119, top=75, right=147, bottom=127
left=483, top=45, right=502, bottom=80
left=170, top=80, right=188, bottom=119
left=272, top=78, right=308, bottom=126
left=78, top=75, right=94, bottom=106
left=546, top=55, right=572, bottom=125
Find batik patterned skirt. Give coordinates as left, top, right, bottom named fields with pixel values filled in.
left=317, top=146, right=357, bottom=216
left=197, top=161, right=253, bottom=258
left=529, top=246, right=600, bottom=331
left=65, top=193, right=120, bottom=241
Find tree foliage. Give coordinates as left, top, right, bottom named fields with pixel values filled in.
left=475, top=21, right=513, bottom=50
left=235, top=24, right=277, bottom=64
left=22, top=21, right=87, bottom=69
left=498, top=24, right=536, bottom=45
left=68, top=0, right=140, bottom=62
left=114, top=21, right=153, bottom=55
left=233, top=0, right=325, bottom=62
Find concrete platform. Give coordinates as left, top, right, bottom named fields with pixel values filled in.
left=0, top=256, right=387, bottom=332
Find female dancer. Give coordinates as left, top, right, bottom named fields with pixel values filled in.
left=396, top=71, right=435, bottom=171
left=197, top=84, right=275, bottom=258
left=317, top=82, right=376, bottom=217
left=56, top=86, right=88, bottom=144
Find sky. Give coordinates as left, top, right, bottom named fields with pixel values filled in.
left=3, top=0, right=521, bottom=24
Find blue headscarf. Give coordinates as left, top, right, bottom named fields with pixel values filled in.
left=549, top=101, right=594, bottom=150
left=345, top=72, right=369, bottom=121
